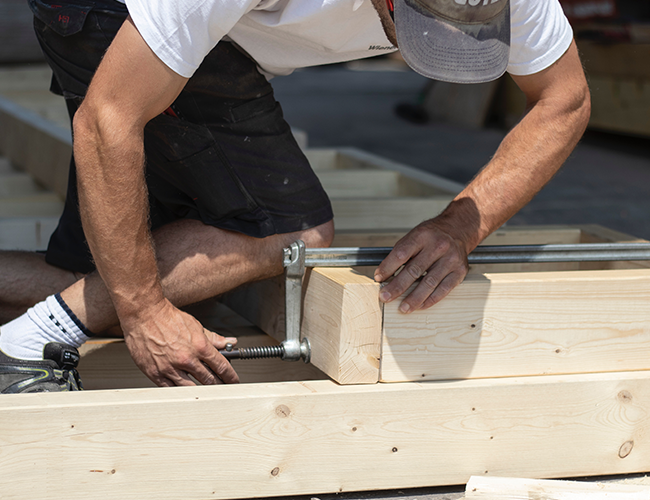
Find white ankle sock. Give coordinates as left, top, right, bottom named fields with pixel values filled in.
left=0, top=294, right=91, bottom=360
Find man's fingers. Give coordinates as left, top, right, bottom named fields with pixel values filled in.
left=163, top=369, right=197, bottom=387
left=379, top=251, right=436, bottom=306
left=407, top=271, right=465, bottom=312
left=202, top=349, right=240, bottom=384
left=204, top=329, right=238, bottom=349
left=374, top=238, right=419, bottom=283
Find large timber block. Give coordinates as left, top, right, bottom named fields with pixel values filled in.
left=222, top=224, right=650, bottom=385
left=304, top=147, right=463, bottom=230
left=2, top=371, right=650, bottom=500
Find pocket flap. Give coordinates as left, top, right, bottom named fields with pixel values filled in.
left=28, top=0, right=95, bottom=37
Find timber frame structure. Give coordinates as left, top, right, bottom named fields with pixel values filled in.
left=2, top=92, right=650, bottom=499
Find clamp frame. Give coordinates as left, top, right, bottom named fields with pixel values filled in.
left=280, top=240, right=311, bottom=362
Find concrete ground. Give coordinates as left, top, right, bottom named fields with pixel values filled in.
left=1, top=61, right=650, bottom=500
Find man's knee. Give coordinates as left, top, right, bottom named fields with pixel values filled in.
left=300, top=220, right=334, bottom=249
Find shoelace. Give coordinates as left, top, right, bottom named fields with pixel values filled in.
left=63, top=369, right=84, bottom=391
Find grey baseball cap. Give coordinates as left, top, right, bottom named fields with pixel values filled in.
left=394, top=0, right=511, bottom=84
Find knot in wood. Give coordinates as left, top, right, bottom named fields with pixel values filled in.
left=618, top=390, right=633, bottom=403
left=275, top=405, right=291, bottom=418
left=271, top=467, right=280, bottom=476
left=619, top=440, right=634, bottom=459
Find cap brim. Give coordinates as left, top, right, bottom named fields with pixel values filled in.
left=395, top=0, right=510, bottom=84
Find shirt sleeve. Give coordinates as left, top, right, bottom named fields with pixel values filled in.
left=125, top=0, right=260, bottom=78
left=507, top=0, right=574, bottom=76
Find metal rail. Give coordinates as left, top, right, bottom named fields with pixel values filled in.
left=301, top=243, right=650, bottom=267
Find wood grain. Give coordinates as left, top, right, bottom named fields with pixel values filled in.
left=381, top=269, right=650, bottom=382
left=2, top=371, right=650, bottom=499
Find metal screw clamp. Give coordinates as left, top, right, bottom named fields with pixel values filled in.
left=281, top=240, right=310, bottom=363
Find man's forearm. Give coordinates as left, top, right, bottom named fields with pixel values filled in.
left=72, top=107, right=164, bottom=328
left=375, top=41, right=590, bottom=312
left=441, top=69, right=591, bottom=253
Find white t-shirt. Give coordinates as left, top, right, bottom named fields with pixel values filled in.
left=122, top=0, right=573, bottom=79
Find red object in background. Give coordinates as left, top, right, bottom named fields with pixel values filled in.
left=560, top=0, right=618, bottom=22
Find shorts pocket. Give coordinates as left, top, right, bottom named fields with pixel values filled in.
left=28, top=0, right=95, bottom=37
left=144, top=115, right=259, bottom=223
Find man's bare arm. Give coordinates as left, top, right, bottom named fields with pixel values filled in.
left=73, top=18, right=239, bottom=386
left=375, top=40, right=591, bottom=312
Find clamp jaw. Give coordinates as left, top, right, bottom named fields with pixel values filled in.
left=219, top=240, right=311, bottom=363
left=281, top=240, right=311, bottom=363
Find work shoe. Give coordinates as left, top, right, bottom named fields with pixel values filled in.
left=0, top=342, right=83, bottom=393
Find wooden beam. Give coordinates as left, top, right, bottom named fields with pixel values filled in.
left=0, top=193, right=63, bottom=217
left=0, top=95, right=70, bottom=198
left=465, top=476, right=650, bottom=500
left=302, top=268, right=382, bottom=384
left=380, top=269, right=650, bottom=382
left=0, top=216, right=59, bottom=251
left=332, top=198, right=451, bottom=230
left=221, top=268, right=382, bottom=384
left=223, top=225, right=650, bottom=385
left=304, top=147, right=465, bottom=195
left=3, top=370, right=650, bottom=499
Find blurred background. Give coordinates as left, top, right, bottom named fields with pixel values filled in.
left=1, top=0, right=649, bottom=239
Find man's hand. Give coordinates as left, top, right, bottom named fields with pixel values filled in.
left=374, top=218, right=470, bottom=313
left=121, top=298, right=240, bottom=387
left=375, top=40, right=590, bottom=314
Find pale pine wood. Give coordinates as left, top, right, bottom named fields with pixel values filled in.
left=221, top=268, right=382, bottom=384
left=302, top=268, right=382, bottom=384
left=2, top=371, right=650, bottom=499
left=332, top=198, right=451, bottom=230
left=223, top=225, right=650, bottom=385
left=0, top=193, right=64, bottom=217
left=0, top=96, right=71, bottom=198
left=317, top=169, right=452, bottom=198
left=304, top=147, right=465, bottom=196
left=380, top=269, right=650, bottom=382
left=465, top=476, right=650, bottom=500
left=0, top=216, right=59, bottom=250
left=317, top=169, right=403, bottom=198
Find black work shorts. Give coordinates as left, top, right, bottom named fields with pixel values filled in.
left=28, top=0, right=333, bottom=274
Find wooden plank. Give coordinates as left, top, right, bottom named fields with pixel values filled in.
left=317, top=169, right=403, bottom=198
left=3, top=370, right=650, bottom=499
left=0, top=193, right=63, bottom=217
left=465, top=476, right=650, bottom=500
left=331, top=226, right=585, bottom=249
left=380, top=268, right=650, bottom=383
left=221, top=268, right=382, bottom=384
left=304, top=147, right=465, bottom=195
left=335, top=147, right=465, bottom=195
left=302, top=268, right=382, bottom=384
left=0, top=172, right=44, bottom=197
left=332, top=198, right=451, bottom=230
left=224, top=224, right=647, bottom=385
left=0, top=96, right=71, bottom=198
left=578, top=224, right=650, bottom=271
left=0, top=216, right=59, bottom=250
